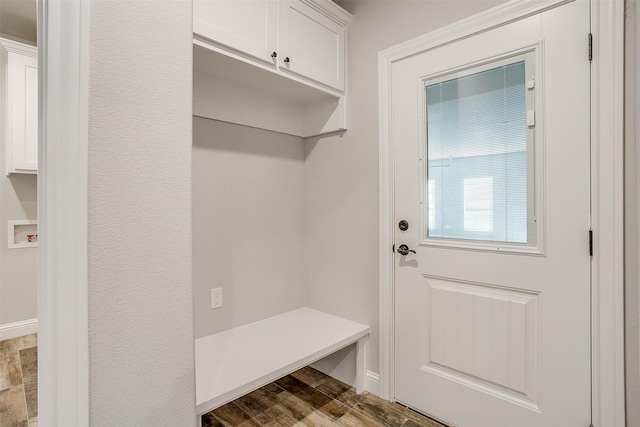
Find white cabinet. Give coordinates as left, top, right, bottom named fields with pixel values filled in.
left=193, top=0, right=352, bottom=138
left=0, top=39, right=38, bottom=175
left=279, top=0, right=346, bottom=91
left=193, top=0, right=350, bottom=93
left=193, top=0, right=278, bottom=65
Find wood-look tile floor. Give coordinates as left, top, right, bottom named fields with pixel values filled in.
left=0, top=334, right=38, bottom=427
left=202, top=366, right=446, bottom=427
left=1, top=336, right=444, bottom=427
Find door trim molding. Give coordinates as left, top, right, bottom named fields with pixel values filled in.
left=590, top=0, right=626, bottom=424
left=38, top=0, right=90, bottom=425
left=377, top=1, right=625, bottom=425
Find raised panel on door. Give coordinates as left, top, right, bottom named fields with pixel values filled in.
left=279, top=1, right=345, bottom=91
left=7, top=52, right=38, bottom=174
left=193, top=0, right=278, bottom=64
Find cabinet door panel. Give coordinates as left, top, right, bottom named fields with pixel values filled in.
left=7, top=52, right=38, bottom=173
left=194, top=0, right=278, bottom=64
left=279, top=1, right=345, bottom=91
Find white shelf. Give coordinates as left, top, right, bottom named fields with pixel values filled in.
left=193, top=41, right=342, bottom=103
left=193, top=42, right=346, bottom=138
left=195, top=307, right=369, bottom=416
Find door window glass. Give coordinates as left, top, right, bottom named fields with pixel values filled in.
left=425, top=57, right=533, bottom=245
left=463, top=177, right=494, bottom=233
left=428, top=179, right=436, bottom=230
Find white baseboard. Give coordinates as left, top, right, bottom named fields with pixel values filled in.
left=0, top=318, right=38, bottom=341
left=365, top=370, right=380, bottom=396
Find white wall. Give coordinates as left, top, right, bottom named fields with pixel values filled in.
left=0, top=29, right=37, bottom=327
left=87, top=0, right=195, bottom=424
left=193, top=118, right=306, bottom=338
left=0, top=174, right=37, bottom=325
left=0, top=1, right=37, bottom=45
left=306, top=0, right=507, bottom=385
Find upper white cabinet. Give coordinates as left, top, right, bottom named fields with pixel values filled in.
left=193, top=0, right=351, bottom=93
left=0, top=39, right=38, bottom=175
left=279, top=0, right=346, bottom=91
left=193, top=0, right=278, bottom=65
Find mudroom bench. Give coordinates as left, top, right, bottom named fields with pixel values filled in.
left=195, top=307, right=370, bottom=422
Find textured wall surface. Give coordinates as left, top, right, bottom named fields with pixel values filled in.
left=193, top=118, right=306, bottom=338
left=87, top=0, right=195, bottom=424
left=306, top=0, right=507, bottom=384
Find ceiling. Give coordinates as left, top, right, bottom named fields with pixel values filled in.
left=0, top=0, right=37, bottom=44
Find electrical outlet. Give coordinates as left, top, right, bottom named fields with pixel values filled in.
left=211, top=287, right=222, bottom=309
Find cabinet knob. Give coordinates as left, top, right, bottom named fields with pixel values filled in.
left=284, top=57, right=290, bottom=64
left=271, top=52, right=277, bottom=59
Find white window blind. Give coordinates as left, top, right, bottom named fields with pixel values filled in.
left=425, top=60, right=529, bottom=244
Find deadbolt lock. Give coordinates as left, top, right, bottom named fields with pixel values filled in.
left=399, top=220, right=409, bottom=231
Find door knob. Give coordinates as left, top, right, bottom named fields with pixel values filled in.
left=396, top=244, right=416, bottom=255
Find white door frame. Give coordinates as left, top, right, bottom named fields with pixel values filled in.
left=37, top=0, right=90, bottom=425
left=378, top=1, right=625, bottom=426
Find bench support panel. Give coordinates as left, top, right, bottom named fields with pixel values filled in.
left=355, top=334, right=368, bottom=394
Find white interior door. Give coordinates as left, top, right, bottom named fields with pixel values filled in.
left=392, top=1, right=591, bottom=426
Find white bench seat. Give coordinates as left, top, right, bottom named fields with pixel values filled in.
left=195, top=307, right=370, bottom=417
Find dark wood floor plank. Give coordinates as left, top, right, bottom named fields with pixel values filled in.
left=290, top=366, right=328, bottom=388
left=0, top=351, right=23, bottom=390
left=253, top=405, right=299, bottom=427
left=316, top=377, right=410, bottom=427
left=276, top=391, right=343, bottom=426
left=0, top=384, right=29, bottom=427
left=0, top=335, right=37, bottom=354
left=298, top=410, right=342, bottom=427
left=18, top=348, right=37, bottom=380
left=276, top=391, right=316, bottom=421
left=202, top=412, right=225, bottom=427
left=212, top=402, right=257, bottom=426
left=336, top=409, right=385, bottom=427
left=275, top=375, right=333, bottom=409
left=253, top=383, right=284, bottom=407
left=234, top=393, right=270, bottom=417
left=395, top=405, right=448, bottom=427
left=351, top=392, right=408, bottom=427
left=315, top=377, right=359, bottom=407
left=22, top=377, right=37, bottom=420
left=402, top=418, right=449, bottom=427
left=319, top=398, right=350, bottom=420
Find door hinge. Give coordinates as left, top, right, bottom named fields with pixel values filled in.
left=589, top=229, right=593, bottom=256
left=588, top=33, right=593, bottom=62
left=392, top=244, right=395, bottom=253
